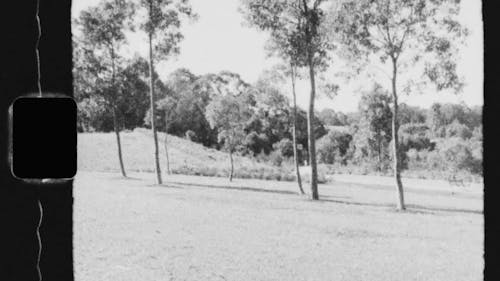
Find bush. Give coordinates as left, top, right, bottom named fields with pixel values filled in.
left=185, top=130, right=198, bottom=142
left=472, top=125, right=482, bottom=141
left=272, top=138, right=294, bottom=158
left=254, top=151, right=269, bottom=163
left=400, top=134, right=435, bottom=152
left=269, top=150, right=284, bottom=167
left=400, top=123, right=430, bottom=137
left=445, top=119, right=472, bottom=139
left=442, top=142, right=474, bottom=171
left=244, top=132, right=272, bottom=156
left=316, top=130, right=353, bottom=165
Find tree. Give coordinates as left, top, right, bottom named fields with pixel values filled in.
left=253, top=67, right=306, bottom=193
left=319, top=108, right=348, bottom=126
left=137, top=0, right=196, bottom=184
left=334, top=0, right=467, bottom=209
left=398, top=103, right=426, bottom=125
left=156, top=68, right=217, bottom=147
left=240, top=0, right=336, bottom=200
left=445, top=119, right=472, bottom=139
left=206, top=94, right=254, bottom=181
left=118, top=56, right=152, bottom=130
left=76, top=0, right=135, bottom=177
left=427, top=103, right=446, bottom=137
left=362, top=85, right=393, bottom=170
left=316, top=130, right=352, bottom=165
left=261, top=50, right=307, bottom=194
left=354, top=84, right=393, bottom=171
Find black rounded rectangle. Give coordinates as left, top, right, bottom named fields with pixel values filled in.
left=11, top=96, right=76, bottom=179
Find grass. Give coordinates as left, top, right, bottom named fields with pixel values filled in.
left=75, top=130, right=483, bottom=280
left=74, top=171, right=483, bottom=281
left=318, top=162, right=483, bottom=184
left=78, top=130, right=481, bottom=187
left=78, top=129, right=298, bottom=181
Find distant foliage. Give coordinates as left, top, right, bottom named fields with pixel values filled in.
left=269, top=150, right=285, bottom=167
left=439, top=139, right=481, bottom=175
left=350, top=84, right=393, bottom=171
left=399, top=123, right=435, bottom=152
left=427, top=103, right=482, bottom=137
left=318, top=108, right=349, bottom=126
left=273, top=138, right=294, bottom=158
left=399, top=103, right=427, bottom=125
left=316, top=130, right=353, bottom=165
left=243, top=132, right=271, bottom=156
left=185, top=130, right=197, bottom=142
left=205, top=91, right=254, bottom=154
left=445, top=119, right=473, bottom=139
left=472, top=125, right=483, bottom=141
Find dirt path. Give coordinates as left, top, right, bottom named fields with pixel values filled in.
left=74, top=171, right=483, bottom=281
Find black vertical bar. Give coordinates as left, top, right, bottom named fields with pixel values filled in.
left=0, top=1, right=74, bottom=281
left=0, top=1, right=45, bottom=281
left=37, top=0, right=74, bottom=280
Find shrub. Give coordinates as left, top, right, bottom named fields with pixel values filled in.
left=185, top=130, right=198, bottom=142
left=244, top=132, right=272, bottom=155
left=472, top=125, right=482, bottom=141
left=269, top=150, right=284, bottom=167
left=272, top=138, right=294, bottom=158
left=400, top=134, right=435, bottom=152
left=316, top=130, right=353, bottom=165
left=400, top=123, right=430, bottom=137
left=445, top=119, right=472, bottom=139
left=442, top=142, right=474, bottom=171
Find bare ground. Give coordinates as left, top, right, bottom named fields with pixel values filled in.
left=74, top=171, right=483, bottom=281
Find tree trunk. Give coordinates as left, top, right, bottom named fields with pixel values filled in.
left=290, top=64, right=305, bottom=195
left=229, top=150, right=234, bottom=182
left=378, top=138, right=382, bottom=172
left=307, top=54, right=319, bottom=200
left=110, top=46, right=126, bottom=178
left=112, top=107, right=126, bottom=177
left=391, top=58, right=405, bottom=210
left=164, top=112, right=171, bottom=175
left=148, top=30, right=162, bottom=185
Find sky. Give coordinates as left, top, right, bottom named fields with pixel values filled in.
left=72, top=0, right=483, bottom=113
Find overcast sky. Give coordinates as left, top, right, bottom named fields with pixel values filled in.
left=72, top=0, right=483, bottom=113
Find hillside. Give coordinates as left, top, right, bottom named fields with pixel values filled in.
left=77, top=128, right=295, bottom=180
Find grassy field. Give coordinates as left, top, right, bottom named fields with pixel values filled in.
left=78, top=129, right=297, bottom=181
left=75, top=131, right=483, bottom=280
left=74, top=171, right=483, bottom=281
left=78, top=130, right=483, bottom=187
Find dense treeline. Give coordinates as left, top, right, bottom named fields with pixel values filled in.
left=316, top=89, right=482, bottom=182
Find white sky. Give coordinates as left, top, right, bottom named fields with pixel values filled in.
left=72, top=0, right=483, bottom=113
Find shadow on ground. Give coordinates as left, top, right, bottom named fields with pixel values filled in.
left=166, top=181, right=482, bottom=216
left=117, top=175, right=482, bottom=216
left=320, top=197, right=482, bottom=215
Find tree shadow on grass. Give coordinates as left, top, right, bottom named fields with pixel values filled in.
left=107, top=175, right=144, bottom=181
left=165, top=180, right=301, bottom=196
left=319, top=197, right=482, bottom=215
left=337, top=181, right=482, bottom=200
left=141, top=177, right=481, bottom=215
left=161, top=181, right=353, bottom=201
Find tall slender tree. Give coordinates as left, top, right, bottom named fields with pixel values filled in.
left=76, top=0, right=135, bottom=178
left=256, top=64, right=305, bottom=194
left=137, top=0, right=196, bottom=184
left=240, top=0, right=335, bottom=200
left=333, top=0, right=467, bottom=209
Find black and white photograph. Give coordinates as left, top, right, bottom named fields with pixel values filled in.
left=4, top=0, right=485, bottom=280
